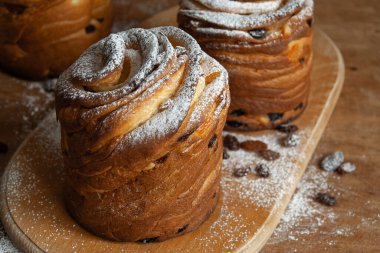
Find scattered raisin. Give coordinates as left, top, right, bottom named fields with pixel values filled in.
left=249, top=29, right=267, bottom=39
left=85, top=24, right=96, bottom=34
left=337, top=162, right=356, bottom=174
left=268, top=113, right=283, bottom=122
left=177, top=224, right=189, bottom=234
left=255, top=164, right=270, bottom=178
left=320, top=151, right=344, bottom=172
left=283, top=133, right=300, bottom=147
left=97, top=17, right=105, bottom=23
left=0, top=142, right=8, bottom=154
left=315, top=193, right=336, bottom=206
left=137, top=237, right=160, bottom=243
left=299, top=57, right=305, bottom=64
left=226, top=121, right=246, bottom=128
left=223, top=135, right=240, bottom=150
left=276, top=124, right=298, bottom=133
left=208, top=134, right=217, bottom=148
left=212, top=192, right=217, bottom=198
left=240, top=140, right=267, bottom=152
left=230, top=109, right=246, bottom=117
left=349, top=66, right=358, bottom=71
left=259, top=149, right=280, bottom=161
left=223, top=148, right=230, bottom=159
left=155, top=153, right=170, bottom=164
left=233, top=167, right=249, bottom=177
left=177, top=129, right=196, bottom=142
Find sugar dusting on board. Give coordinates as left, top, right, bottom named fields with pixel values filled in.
left=2, top=112, right=364, bottom=253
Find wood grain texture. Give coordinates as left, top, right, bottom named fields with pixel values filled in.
left=0, top=21, right=344, bottom=253
left=0, top=0, right=379, bottom=252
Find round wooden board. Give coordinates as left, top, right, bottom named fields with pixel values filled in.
left=0, top=7, right=344, bottom=253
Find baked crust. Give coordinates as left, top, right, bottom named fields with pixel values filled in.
left=55, top=26, right=230, bottom=242
left=178, top=0, right=314, bottom=130
left=0, top=0, right=112, bottom=80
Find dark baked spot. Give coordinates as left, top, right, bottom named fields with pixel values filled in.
left=137, top=237, right=160, bottom=243
left=268, top=113, right=283, bottom=122
left=208, top=134, right=217, bottom=148
left=177, top=129, right=196, bottom=142
left=0, top=142, right=8, bottom=154
left=294, top=102, right=304, bottom=110
left=212, top=192, right=217, bottom=199
left=4, top=3, right=27, bottom=15
left=85, top=24, right=96, bottom=34
left=307, top=18, right=313, bottom=27
left=349, top=66, right=358, bottom=71
left=97, top=17, right=105, bottom=23
left=177, top=224, right=189, bottom=234
left=276, top=124, right=298, bottom=134
left=226, top=121, right=247, bottom=128
left=155, top=152, right=170, bottom=164
left=248, top=29, right=267, bottom=39
left=230, top=109, right=246, bottom=117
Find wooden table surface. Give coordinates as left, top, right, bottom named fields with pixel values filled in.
left=0, top=0, right=379, bottom=252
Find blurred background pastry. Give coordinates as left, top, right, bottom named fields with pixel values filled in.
left=0, top=0, right=113, bottom=80
left=178, top=0, right=314, bottom=131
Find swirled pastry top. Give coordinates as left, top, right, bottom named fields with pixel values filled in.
left=55, top=27, right=229, bottom=172
left=179, top=0, right=313, bottom=41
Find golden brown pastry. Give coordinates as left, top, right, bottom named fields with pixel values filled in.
left=0, top=0, right=112, bottom=80
left=178, top=0, right=314, bottom=130
left=55, top=26, right=230, bottom=242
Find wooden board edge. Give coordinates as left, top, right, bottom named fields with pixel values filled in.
left=0, top=116, right=52, bottom=253
left=242, top=29, right=345, bottom=253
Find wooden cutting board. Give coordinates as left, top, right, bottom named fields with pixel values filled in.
left=0, top=6, right=344, bottom=253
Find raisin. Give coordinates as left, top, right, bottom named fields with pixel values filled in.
left=299, top=57, right=305, bottom=64
left=268, top=113, right=283, bottom=122
left=85, top=24, right=96, bottom=34
left=283, top=133, right=300, bottom=147
left=240, top=140, right=267, bottom=152
left=249, top=29, right=267, bottom=39
left=155, top=153, right=170, bottom=164
left=276, top=124, right=299, bottom=133
left=97, top=17, right=105, bottom=23
left=0, top=142, right=8, bottom=154
left=4, top=3, right=27, bottom=15
left=177, top=129, right=196, bottom=142
left=212, top=192, right=217, bottom=198
left=337, top=162, right=356, bottom=174
left=137, top=237, right=160, bottom=243
left=177, top=224, right=189, bottom=234
left=307, top=19, right=313, bottom=27
left=349, top=66, right=358, bottom=71
left=223, top=135, right=240, bottom=150
left=230, top=109, right=246, bottom=116
left=208, top=134, right=217, bottom=148
left=223, top=148, right=230, bottom=159
left=259, top=149, right=280, bottom=161
left=233, top=167, right=249, bottom=177
left=226, top=121, right=246, bottom=128
left=315, top=193, right=336, bottom=206
left=255, top=164, right=270, bottom=178
left=320, top=151, right=344, bottom=172
left=294, top=102, right=304, bottom=110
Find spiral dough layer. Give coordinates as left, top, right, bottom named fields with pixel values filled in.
left=178, top=0, right=314, bottom=130
left=55, top=26, right=230, bottom=242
